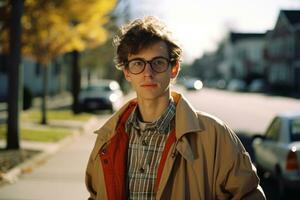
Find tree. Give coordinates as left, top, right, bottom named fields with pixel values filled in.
left=71, top=49, right=81, bottom=113
left=0, top=0, right=116, bottom=148
left=1, top=0, right=117, bottom=124
left=80, top=15, right=125, bottom=90
left=63, top=0, right=118, bottom=113
left=6, top=0, right=23, bottom=149
left=25, top=0, right=117, bottom=120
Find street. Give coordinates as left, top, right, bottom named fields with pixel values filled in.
left=178, top=87, right=300, bottom=200
left=181, top=87, right=300, bottom=134
left=1, top=87, right=300, bottom=199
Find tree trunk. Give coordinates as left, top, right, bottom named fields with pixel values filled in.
left=7, top=0, right=23, bottom=149
left=41, top=63, right=48, bottom=124
left=71, top=50, right=81, bottom=114
left=87, top=68, right=91, bottom=86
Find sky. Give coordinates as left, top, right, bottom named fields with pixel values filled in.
left=120, top=0, right=300, bottom=63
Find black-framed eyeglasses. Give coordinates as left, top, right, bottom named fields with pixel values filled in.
left=125, top=56, right=172, bottom=75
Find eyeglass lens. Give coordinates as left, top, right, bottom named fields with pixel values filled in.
left=127, top=57, right=169, bottom=74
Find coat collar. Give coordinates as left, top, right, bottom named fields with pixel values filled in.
left=93, top=92, right=205, bottom=161
left=93, top=99, right=137, bottom=138
left=94, top=92, right=204, bottom=139
left=172, top=92, right=204, bottom=139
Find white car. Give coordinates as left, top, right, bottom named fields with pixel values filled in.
left=252, top=111, right=300, bottom=197
left=182, top=78, right=203, bottom=90
left=79, top=80, right=124, bottom=113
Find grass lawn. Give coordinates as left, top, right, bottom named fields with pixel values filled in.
left=21, top=110, right=93, bottom=123
left=0, top=124, right=73, bottom=142
left=0, top=109, right=93, bottom=143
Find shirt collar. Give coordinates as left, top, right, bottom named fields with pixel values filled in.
left=125, top=100, right=176, bottom=134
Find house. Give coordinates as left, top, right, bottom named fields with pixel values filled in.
left=218, top=32, right=266, bottom=84
left=189, top=52, right=220, bottom=81
left=0, top=54, right=71, bottom=102
left=264, top=10, right=300, bottom=92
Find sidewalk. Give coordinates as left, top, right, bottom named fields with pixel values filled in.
left=0, top=114, right=110, bottom=200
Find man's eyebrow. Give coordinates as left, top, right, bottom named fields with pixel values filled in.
left=128, top=56, right=168, bottom=61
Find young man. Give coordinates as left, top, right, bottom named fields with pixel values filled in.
left=85, top=16, right=265, bottom=200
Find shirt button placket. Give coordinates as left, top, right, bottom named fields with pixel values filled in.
left=139, top=167, right=145, bottom=173
left=139, top=136, right=147, bottom=174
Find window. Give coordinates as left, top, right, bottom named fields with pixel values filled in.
left=290, top=117, right=300, bottom=141
left=286, top=36, right=294, bottom=57
left=52, top=60, right=60, bottom=75
left=35, top=62, right=41, bottom=76
left=265, top=118, right=281, bottom=141
left=0, top=54, right=7, bottom=74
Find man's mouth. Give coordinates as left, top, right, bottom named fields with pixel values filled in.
left=141, top=83, right=158, bottom=88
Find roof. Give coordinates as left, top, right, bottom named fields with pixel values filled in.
left=230, top=32, right=266, bottom=43
left=282, top=10, right=300, bottom=26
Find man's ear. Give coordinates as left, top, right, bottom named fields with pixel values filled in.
left=123, top=68, right=131, bottom=82
left=171, top=61, right=180, bottom=79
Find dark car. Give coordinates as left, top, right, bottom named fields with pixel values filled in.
left=78, top=80, right=124, bottom=113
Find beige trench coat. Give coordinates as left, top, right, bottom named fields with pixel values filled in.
left=85, top=92, right=266, bottom=200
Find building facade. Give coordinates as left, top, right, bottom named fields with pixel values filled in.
left=0, top=54, right=71, bottom=102
left=264, top=10, right=300, bottom=91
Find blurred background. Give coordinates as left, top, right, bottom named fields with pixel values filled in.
left=0, top=0, right=300, bottom=199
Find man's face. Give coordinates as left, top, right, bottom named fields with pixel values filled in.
left=123, top=41, right=179, bottom=101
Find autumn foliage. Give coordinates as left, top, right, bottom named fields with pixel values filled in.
left=0, top=0, right=117, bottom=64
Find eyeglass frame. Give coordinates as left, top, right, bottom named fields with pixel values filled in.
left=124, top=56, right=174, bottom=75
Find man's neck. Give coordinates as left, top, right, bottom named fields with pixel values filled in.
left=137, top=95, right=170, bottom=123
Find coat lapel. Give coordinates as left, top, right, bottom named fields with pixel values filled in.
left=156, top=93, right=204, bottom=199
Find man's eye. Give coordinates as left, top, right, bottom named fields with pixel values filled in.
left=132, top=61, right=144, bottom=66
left=153, top=59, right=167, bottom=66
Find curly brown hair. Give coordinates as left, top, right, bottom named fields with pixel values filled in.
left=113, top=16, right=182, bottom=69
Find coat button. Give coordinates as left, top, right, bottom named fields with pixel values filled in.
left=101, top=148, right=107, bottom=155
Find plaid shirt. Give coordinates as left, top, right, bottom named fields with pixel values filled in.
left=125, top=101, right=176, bottom=200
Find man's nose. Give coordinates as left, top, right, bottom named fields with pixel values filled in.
left=143, top=62, right=154, bottom=75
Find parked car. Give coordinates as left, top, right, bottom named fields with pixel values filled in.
left=215, top=79, right=227, bottom=89
left=182, top=78, right=203, bottom=90
left=248, top=79, right=267, bottom=93
left=227, top=79, right=247, bottom=91
left=252, top=111, right=300, bottom=197
left=79, top=80, right=124, bottom=113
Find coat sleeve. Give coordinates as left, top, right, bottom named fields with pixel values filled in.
left=85, top=153, right=97, bottom=200
left=216, top=125, right=266, bottom=200
left=224, top=151, right=266, bottom=200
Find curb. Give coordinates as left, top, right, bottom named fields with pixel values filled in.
left=0, top=116, right=99, bottom=185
